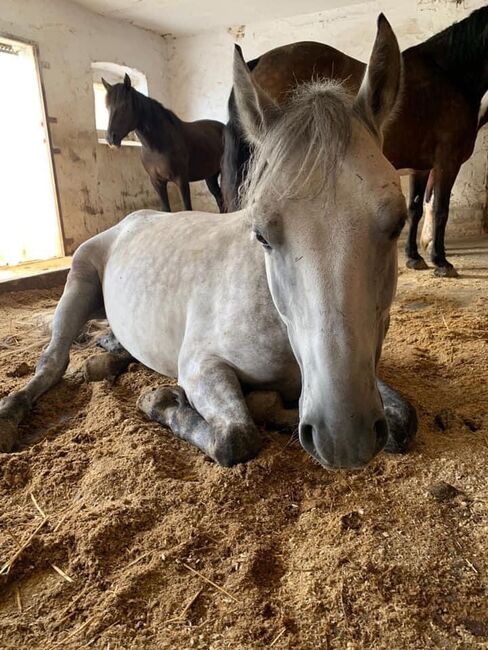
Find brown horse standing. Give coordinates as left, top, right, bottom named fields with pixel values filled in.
left=104, top=74, right=225, bottom=212
left=223, top=7, right=488, bottom=276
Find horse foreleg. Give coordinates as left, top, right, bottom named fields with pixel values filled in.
left=138, top=359, right=261, bottom=466
left=176, top=178, right=192, bottom=211
left=426, top=165, right=459, bottom=277
left=0, top=259, right=102, bottom=452
left=205, top=173, right=225, bottom=213
left=377, top=379, right=417, bottom=454
left=151, top=178, right=171, bottom=212
left=405, top=171, right=430, bottom=270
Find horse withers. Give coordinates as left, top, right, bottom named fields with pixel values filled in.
left=103, top=75, right=225, bottom=212
left=0, top=17, right=416, bottom=469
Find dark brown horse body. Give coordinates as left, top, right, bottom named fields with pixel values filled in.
left=223, top=7, right=488, bottom=276
left=104, top=75, right=224, bottom=212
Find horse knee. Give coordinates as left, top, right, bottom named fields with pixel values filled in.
left=210, top=423, right=262, bottom=467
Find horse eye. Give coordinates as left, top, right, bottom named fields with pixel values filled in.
left=254, top=231, right=271, bottom=250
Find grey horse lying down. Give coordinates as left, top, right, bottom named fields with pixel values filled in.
left=0, top=17, right=417, bottom=469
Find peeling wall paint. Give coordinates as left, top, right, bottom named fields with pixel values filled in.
left=167, top=0, right=488, bottom=238
left=0, top=0, right=169, bottom=254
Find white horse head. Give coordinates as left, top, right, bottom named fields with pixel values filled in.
left=234, top=16, right=407, bottom=468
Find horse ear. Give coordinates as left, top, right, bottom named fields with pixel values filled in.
left=232, top=44, right=281, bottom=146
left=354, top=14, right=402, bottom=141
left=101, top=77, right=112, bottom=92
left=124, top=73, right=131, bottom=89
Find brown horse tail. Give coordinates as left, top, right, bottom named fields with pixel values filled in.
left=221, top=55, right=260, bottom=212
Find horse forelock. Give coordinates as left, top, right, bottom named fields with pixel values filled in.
left=239, top=80, right=353, bottom=210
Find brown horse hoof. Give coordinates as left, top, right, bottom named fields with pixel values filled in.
left=406, top=257, right=429, bottom=271
left=0, top=418, right=19, bottom=453
left=434, top=265, right=458, bottom=278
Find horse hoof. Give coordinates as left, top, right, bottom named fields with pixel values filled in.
left=137, top=386, right=186, bottom=423
left=0, top=418, right=19, bottom=453
left=211, top=424, right=263, bottom=467
left=383, top=395, right=418, bottom=455
left=83, top=352, right=131, bottom=382
left=406, top=257, right=429, bottom=271
left=434, top=265, right=458, bottom=278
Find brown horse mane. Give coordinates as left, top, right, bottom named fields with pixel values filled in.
left=131, top=88, right=181, bottom=129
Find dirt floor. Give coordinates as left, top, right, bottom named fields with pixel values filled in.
left=0, top=240, right=487, bottom=649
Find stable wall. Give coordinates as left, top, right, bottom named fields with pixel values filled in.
left=167, top=0, right=488, bottom=238
left=0, top=0, right=169, bottom=254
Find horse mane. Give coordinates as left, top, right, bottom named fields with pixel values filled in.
left=411, top=6, right=488, bottom=97
left=239, top=80, right=353, bottom=209
left=133, top=89, right=181, bottom=130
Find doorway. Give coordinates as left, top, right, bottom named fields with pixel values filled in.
left=0, top=36, right=63, bottom=268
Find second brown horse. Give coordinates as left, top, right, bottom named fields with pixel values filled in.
left=223, top=7, right=488, bottom=276
left=104, top=74, right=225, bottom=212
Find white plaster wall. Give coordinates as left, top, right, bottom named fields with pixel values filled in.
left=0, top=0, right=169, bottom=253
left=167, top=0, right=488, bottom=237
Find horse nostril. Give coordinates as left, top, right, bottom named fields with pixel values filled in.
left=299, top=423, right=315, bottom=455
left=374, top=417, right=388, bottom=452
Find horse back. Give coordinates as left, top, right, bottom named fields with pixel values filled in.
left=181, top=119, right=224, bottom=181
left=252, top=41, right=365, bottom=101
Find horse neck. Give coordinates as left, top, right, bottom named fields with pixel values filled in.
left=134, top=92, right=182, bottom=151
left=412, top=9, right=488, bottom=104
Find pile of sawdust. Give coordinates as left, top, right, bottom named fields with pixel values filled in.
left=0, top=244, right=487, bottom=649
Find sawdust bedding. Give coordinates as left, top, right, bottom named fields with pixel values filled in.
left=0, top=243, right=487, bottom=649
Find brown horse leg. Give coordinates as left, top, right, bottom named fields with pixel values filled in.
left=150, top=177, right=171, bottom=212
left=176, top=178, right=192, bottom=211
left=405, top=171, right=430, bottom=270
left=205, top=173, right=225, bottom=213
left=429, top=166, right=459, bottom=278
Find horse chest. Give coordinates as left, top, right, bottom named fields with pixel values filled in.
left=141, top=148, right=182, bottom=182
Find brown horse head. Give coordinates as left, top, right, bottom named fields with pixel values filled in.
left=102, top=74, right=138, bottom=147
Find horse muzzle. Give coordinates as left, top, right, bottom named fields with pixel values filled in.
left=298, top=414, right=388, bottom=470
left=106, top=132, right=122, bottom=148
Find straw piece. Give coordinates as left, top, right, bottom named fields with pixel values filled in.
left=440, top=311, right=450, bottom=331
left=270, top=628, right=286, bottom=647
left=180, top=587, right=203, bottom=618
left=15, top=587, right=22, bottom=613
left=6, top=529, right=21, bottom=548
left=30, top=493, right=47, bottom=519
left=464, top=558, right=479, bottom=574
left=0, top=517, right=48, bottom=575
left=180, top=562, right=238, bottom=602
left=126, top=551, right=152, bottom=569
left=51, top=563, right=74, bottom=583
left=52, top=507, right=71, bottom=534
left=51, top=615, right=95, bottom=648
